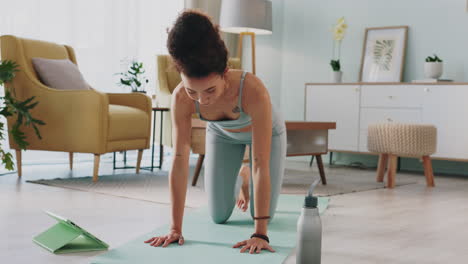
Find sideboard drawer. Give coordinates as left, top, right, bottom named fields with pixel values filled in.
left=361, top=85, right=424, bottom=108
left=360, top=108, right=423, bottom=131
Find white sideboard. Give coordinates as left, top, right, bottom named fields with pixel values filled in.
left=305, top=83, right=468, bottom=161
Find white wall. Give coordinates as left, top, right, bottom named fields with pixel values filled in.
left=1, top=0, right=184, bottom=95
left=241, top=0, right=285, bottom=109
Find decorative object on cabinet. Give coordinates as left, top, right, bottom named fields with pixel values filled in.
left=359, top=26, right=408, bottom=82
left=330, top=17, right=348, bottom=83
left=367, top=123, right=436, bottom=188
left=330, top=61, right=343, bottom=83
left=424, top=54, right=443, bottom=79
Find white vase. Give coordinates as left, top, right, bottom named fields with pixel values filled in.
left=331, top=71, right=343, bottom=83
left=424, top=62, right=443, bottom=79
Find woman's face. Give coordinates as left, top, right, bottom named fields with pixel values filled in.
left=181, top=72, right=226, bottom=106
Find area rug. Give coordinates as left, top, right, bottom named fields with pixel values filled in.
left=90, top=195, right=329, bottom=264
left=28, top=171, right=206, bottom=208
left=281, top=167, right=416, bottom=196
left=27, top=166, right=416, bottom=208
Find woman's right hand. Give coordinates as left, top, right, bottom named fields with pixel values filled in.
left=144, top=230, right=184, bottom=247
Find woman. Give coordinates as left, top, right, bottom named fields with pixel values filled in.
left=144, top=10, right=286, bottom=254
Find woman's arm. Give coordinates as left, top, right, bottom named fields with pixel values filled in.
left=243, top=74, right=273, bottom=236
left=144, top=84, right=194, bottom=247
left=169, top=85, right=193, bottom=233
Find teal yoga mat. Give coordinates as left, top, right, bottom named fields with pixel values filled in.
left=91, top=195, right=329, bottom=264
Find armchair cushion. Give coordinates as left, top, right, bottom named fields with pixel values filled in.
left=32, top=58, right=90, bottom=90
left=108, top=104, right=150, bottom=141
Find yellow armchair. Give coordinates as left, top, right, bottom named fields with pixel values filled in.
left=156, top=55, right=241, bottom=184
left=1, top=35, right=152, bottom=181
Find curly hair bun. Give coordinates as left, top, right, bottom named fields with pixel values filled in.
left=167, top=10, right=228, bottom=78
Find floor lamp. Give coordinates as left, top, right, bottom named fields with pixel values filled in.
left=220, top=0, right=272, bottom=75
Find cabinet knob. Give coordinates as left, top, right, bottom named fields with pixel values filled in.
left=387, top=118, right=393, bottom=122
left=388, top=95, right=394, bottom=99
left=424, top=88, right=430, bottom=92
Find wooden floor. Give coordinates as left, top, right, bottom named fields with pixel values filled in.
left=1, top=157, right=468, bottom=264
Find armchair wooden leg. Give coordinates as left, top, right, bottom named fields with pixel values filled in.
left=15, top=150, right=22, bottom=177
left=422, top=156, right=435, bottom=187
left=93, top=154, right=100, bottom=182
left=315, top=155, right=327, bottom=185
left=192, top=154, right=205, bottom=186
left=136, top=149, right=143, bottom=174
left=387, top=154, right=398, bottom=188
left=69, top=152, right=73, bottom=170
left=377, top=153, right=389, bottom=182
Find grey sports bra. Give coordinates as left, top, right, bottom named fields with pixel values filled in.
left=195, top=71, right=252, bottom=130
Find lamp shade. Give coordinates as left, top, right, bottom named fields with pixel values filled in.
left=220, top=0, right=272, bottom=35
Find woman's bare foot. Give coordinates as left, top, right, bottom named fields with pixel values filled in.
left=237, top=164, right=250, bottom=212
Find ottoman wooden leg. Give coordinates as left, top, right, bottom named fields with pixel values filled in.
left=422, top=156, right=435, bottom=187
left=376, top=153, right=388, bottom=182
left=387, top=154, right=398, bottom=188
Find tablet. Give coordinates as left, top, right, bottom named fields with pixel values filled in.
left=33, top=211, right=109, bottom=254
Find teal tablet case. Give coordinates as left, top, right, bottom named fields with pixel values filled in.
left=33, top=211, right=109, bottom=254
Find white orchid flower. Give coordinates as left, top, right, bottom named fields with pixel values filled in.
left=336, top=17, right=345, bottom=25
left=333, top=18, right=347, bottom=41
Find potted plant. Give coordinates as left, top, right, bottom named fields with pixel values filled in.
left=424, top=54, right=443, bottom=79
left=0, top=60, right=44, bottom=170
left=116, top=60, right=149, bottom=93
left=330, top=17, right=348, bottom=83
left=330, top=60, right=341, bottom=82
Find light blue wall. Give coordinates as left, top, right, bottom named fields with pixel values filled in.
left=279, top=0, right=468, bottom=120
left=241, top=0, right=284, bottom=108
left=274, top=0, right=468, bottom=172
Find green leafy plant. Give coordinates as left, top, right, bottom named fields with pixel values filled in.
left=116, top=60, right=149, bottom=93
left=330, top=60, right=341, bottom=71
left=0, top=60, right=44, bottom=170
left=425, top=54, right=443, bottom=62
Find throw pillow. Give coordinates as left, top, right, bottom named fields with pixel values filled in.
left=32, top=58, right=90, bottom=90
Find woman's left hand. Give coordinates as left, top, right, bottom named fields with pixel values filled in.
left=233, top=237, right=276, bottom=254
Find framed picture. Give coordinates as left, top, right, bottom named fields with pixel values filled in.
left=359, top=26, right=408, bottom=82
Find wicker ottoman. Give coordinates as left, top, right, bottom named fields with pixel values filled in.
left=368, top=123, right=437, bottom=188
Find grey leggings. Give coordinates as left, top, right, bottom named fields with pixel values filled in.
left=204, top=122, right=287, bottom=224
